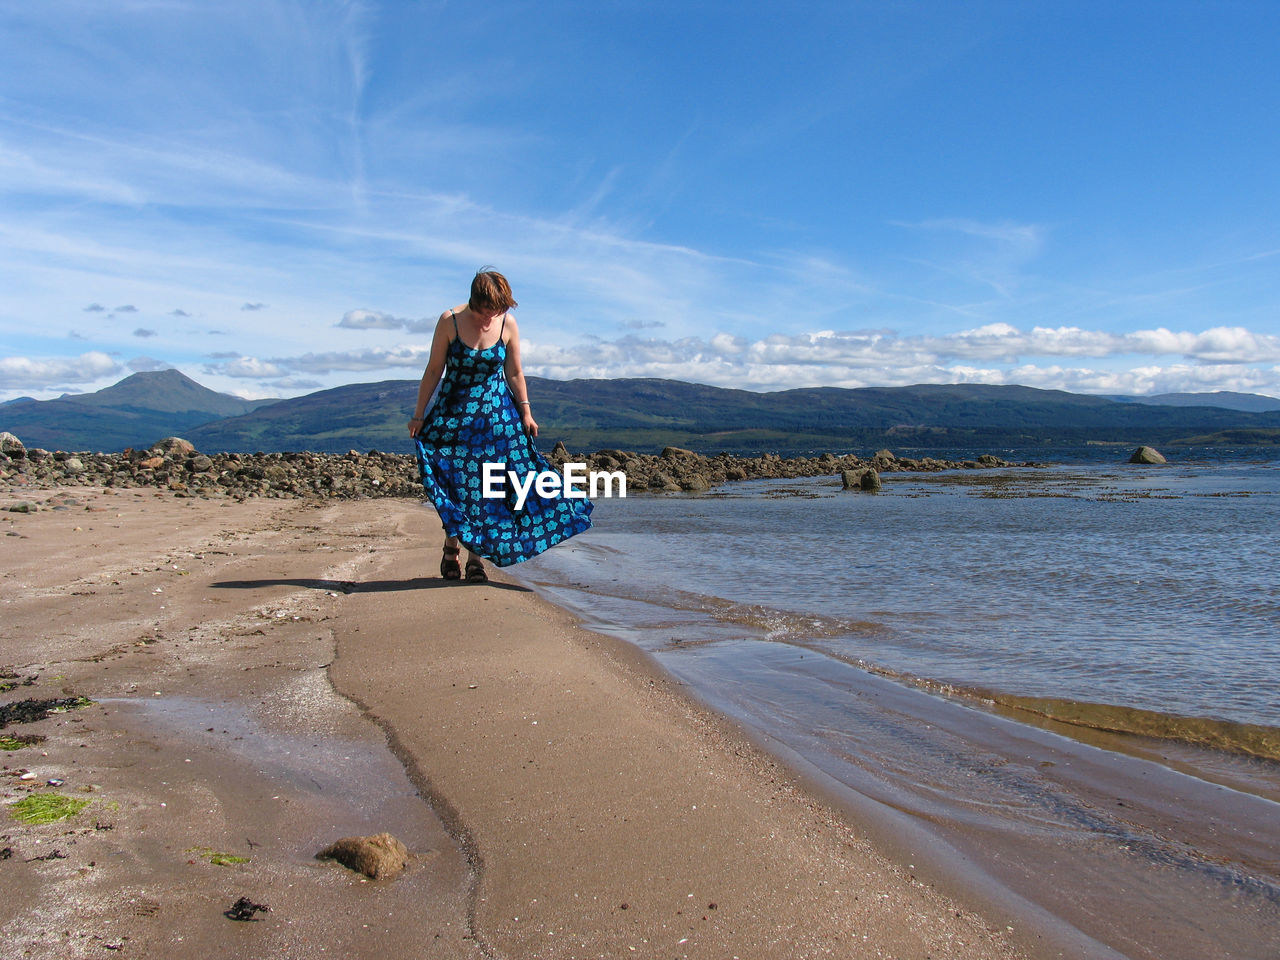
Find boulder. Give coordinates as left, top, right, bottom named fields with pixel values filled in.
left=660, top=446, right=697, bottom=459
left=150, top=437, right=196, bottom=457
left=840, top=467, right=882, bottom=491
left=316, top=832, right=409, bottom=879
left=1129, top=446, right=1166, bottom=464
left=0, top=433, right=26, bottom=458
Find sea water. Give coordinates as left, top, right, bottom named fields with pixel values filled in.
left=512, top=449, right=1280, bottom=960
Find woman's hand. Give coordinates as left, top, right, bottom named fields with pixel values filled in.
left=521, top=411, right=539, bottom=438
left=408, top=416, right=423, bottom=437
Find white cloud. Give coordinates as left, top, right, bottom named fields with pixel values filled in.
left=507, top=323, right=1280, bottom=396
left=209, top=357, right=287, bottom=378
left=0, top=352, right=122, bottom=389
left=127, top=356, right=173, bottom=372
left=336, top=309, right=434, bottom=333
left=267, top=346, right=433, bottom=374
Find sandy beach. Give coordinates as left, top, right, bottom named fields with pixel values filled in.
left=1, top=487, right=1034, bottom=959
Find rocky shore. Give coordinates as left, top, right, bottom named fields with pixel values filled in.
left=0, top=431, right=1017, bottom=503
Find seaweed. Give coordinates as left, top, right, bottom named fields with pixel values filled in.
left=10, top=792, right=90, bottom=824
left=0, top=696, right=93, bottom=728
left=187, top=845, right=251, bottom=866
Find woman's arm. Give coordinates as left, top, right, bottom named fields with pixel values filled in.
left=502, top=315, right=539, bottom=439
left=407, top=313, right=454, bottom=436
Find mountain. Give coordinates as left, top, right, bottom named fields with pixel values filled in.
left=187, top=379, right=418, bottom=453
left=11, top=371, right=1280, bottom=455
left=1102, top=391, right=1280, bottom=413
left=187, top=376, right=1280, bottom=455
left=0, top=369, right=279, bottom=451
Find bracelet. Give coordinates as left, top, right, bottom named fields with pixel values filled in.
left=517, top=401, right=530, bottom=407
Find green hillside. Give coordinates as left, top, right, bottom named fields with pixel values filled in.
left=10, top=372, right=1280, bottom=455
left=190, top=377, right=1280, bottom=455
left=0, top=369, right=278, bottom=451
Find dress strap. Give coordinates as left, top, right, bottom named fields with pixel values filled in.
left=449, top=309, right=459, bottom=338
left=499, top=312, right=508, bottom=340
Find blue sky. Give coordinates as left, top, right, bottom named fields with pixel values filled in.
left=2, top=0, right=1279, bottom=401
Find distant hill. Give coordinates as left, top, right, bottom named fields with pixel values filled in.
left=11, top=371, right=1280, bottom=455
left=0, top=369, right=278, bottom=451
left=187, top=379, right=418, bottom=454
left=188, top=376, right=1280, bottom=455
left=1102, top=391, right=1280, bottom=413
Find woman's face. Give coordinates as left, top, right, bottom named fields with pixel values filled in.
left=471, top=305, right=506, bottom=324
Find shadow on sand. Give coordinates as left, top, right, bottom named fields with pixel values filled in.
left=210, top=576, right=530, bottom=594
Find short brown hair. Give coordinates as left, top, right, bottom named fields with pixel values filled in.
left=469, top=269, right=517, bottom=313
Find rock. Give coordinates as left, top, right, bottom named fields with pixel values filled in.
left=660, top=446, right=696, bottom=459
left=680, top=474, right=710, bottom=491
left=150, top=437, right=195, bottom=457
left=874, top=449, right=896, bottom=462
left=316, top=832, right=409, bottom=879
left=7, top=501, right=37, bottom=513
left=1129, top=446, right=1166, bottom=464
left=0, top=433, right=25, bottom=458
left=62, top=457, right=86, bottom=475
left=137, top=456, right=165, bottom=470
left=190, top=455, right=214, bottom=472
left=841, top=467, right=881, bottom=491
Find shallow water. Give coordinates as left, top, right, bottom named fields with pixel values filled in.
left=513, top=455, right=1280, bottom=960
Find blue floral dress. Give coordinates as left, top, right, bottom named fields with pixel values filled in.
left=414, top=313, right=592, bottom=566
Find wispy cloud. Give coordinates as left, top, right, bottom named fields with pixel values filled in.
left=133, top=328, right=157, bottom=338
left=240, top=302, right=267, bottom=311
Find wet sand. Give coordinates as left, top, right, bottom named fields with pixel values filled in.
left=1, top=487, right=1031, bottom=959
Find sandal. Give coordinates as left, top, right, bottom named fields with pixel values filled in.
left=440, top=544, right=462, bottom=580
left=464, top=558, right=488, bottom=583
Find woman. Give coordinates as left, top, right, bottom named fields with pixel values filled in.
left=407, top=269, right=592, bottom=581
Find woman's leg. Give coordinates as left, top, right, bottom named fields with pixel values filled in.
left=440, top=532, right=462, bottom=580
left=464, top=547, right=487, bottom=583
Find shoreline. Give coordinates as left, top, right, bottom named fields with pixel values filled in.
left=1, top=487, right=1034, bottom=959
